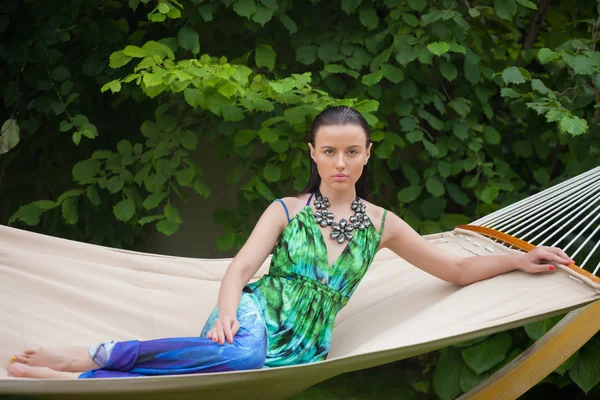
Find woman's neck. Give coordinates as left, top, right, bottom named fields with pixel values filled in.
left=318, top=184, right=356, bottom=206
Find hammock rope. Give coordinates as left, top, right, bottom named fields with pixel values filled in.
left=467, top=166, right=600, bottom=280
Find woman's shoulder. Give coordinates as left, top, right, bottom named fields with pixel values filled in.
left=361, top=199, right=387, bottom=233
left=276, top=194, right=312, bottom=220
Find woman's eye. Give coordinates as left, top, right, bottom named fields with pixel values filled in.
left=324, top=149, right=334, bottom=155
left=348, top=150, right=357, bottom=155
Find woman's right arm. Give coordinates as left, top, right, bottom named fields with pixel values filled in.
left=208, top=201, right=288, bottom=345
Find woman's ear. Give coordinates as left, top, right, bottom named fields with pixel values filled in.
left=308, top=143, right=316, bottom=162
left=364, top=142, right=373, bottom=164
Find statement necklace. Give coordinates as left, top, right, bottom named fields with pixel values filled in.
left=313, top=191, right=370, bottom=244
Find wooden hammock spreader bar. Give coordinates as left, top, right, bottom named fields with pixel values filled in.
left=457, top=224, right=600, bottom=285
left=459, top=299, right=600, bottom=400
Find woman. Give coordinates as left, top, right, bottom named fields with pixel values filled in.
left=7, top=106, right=573, bottom=379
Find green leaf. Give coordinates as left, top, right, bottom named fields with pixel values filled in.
left=252, top=4, right=273, bottom=25
left=59, top=120, right=73, bottom=132
left=279, top=14, right=297, bottom=34
left=562, top=53, right=598, bottom=76
left=57, top=189, right=84, bottom=203
left=481, top=186, right=500, bottom=204
left=107, top=176, right=125, bottom=193
left=51, top=66, right=70, bottom=82
left=427, top=42, right=450, bottom=56
left=494, top=0, right=517, bottom=20
left=31, top=200, right=59, bottom=211
left=461, top=332, right=512, bottom=374
left=500, top=88, right=521, bottom=98
left=382, top=64, right=404, bottom=83
left=433, top=347, right=466, bottom=400
left=449, top=98, right=471, bottom=116
left=537, top=48, right=559, bottom=64
left=184, top=88, right=204, bottom=108
left=569, top=339, right=600, bottom=394
left=406, top=131, right=423, bottom=143
left=501, top=66, right=525, bottom=84
left=447, top=183, right=469, bottom=205
left=460, top=366, right=490, bottom=393
left=341, top=0, right=362, bottom=14
left=422, top=139, right=439, bottom=156
left=109, top=51, right=132, bottom=68
left=317, top=41, right=340, bottom=64
left=263, top=164, right=281, bottom=182
left=437, top=161, right=451, bottom=178
left=9, top=204, right=41, bottom=226
left=524, top=316, right=562, bottom=340
left=177, top=26, right=200, bottom=54
left=556, top=351, right=578, bottom=376
left=296, top=45, right=318, bottom=65
left=533, top=168, right=549, bottom=185
left=483, top=126, right=501, bottom=145
left=198, top=4, right=214, bottom=21
left=440, top=59, right=457, bottom=81
left=359, top=4, right=379, bottom=30
left=167, top=7, right=181, bottom=18
left=325, top=64, right=359, bottom=78
left=408, top=0, right=427, bottom=12
left=176, top=167, right=195, bottom=186
left=143, top=192, right=168, bottom=210
left=233, top=0, right=257, bottom=18
left=117, top=140, right=133, bottom=157
left=192, top=177, right=211, bottom=198
left=560, top=115, right=588, bottom=136
left=164, top=204, right=183, bottom=223
left=158, top=2, right=170, bottom=13
left=216, top=232, right=236, bottom=251
left=138, top=214, right=165, bottom=226
left=72, top=159, right=100, bottom=183
left=157, top=219, right=180, bottom=236
left=235, top=129, right=258, bottom=147
left=113, top=199, right=135, bottom=222
left=256, top=45, right=276, bottom=71
left=0, top=119, right=20, bottom=154
left=178, top=131, right=196, bottom=151
left=255, top=180, right=274, bottom=199
left=426, top=176, right=445, bottom=197
left=516, top=0, right=537, bottom=8
left=86, top=186, right=101, bottom=206
left=62, top=198, right=79, bottom=225
left=397, top=186, right=422, bottom=203
left=362, top=70, right=384, bottom=86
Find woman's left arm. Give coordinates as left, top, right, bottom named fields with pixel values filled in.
left=381, top=211, right=575, bottom=286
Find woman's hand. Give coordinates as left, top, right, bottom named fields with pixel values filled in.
left=519, top=246, right=575, bottom=274
left=206, top=315, right=240, bottom=345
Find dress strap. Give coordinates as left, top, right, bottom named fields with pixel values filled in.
left=274, top=199, right=290, bottom=223
left=306, top=193, right=314, bottom=206
left=379, top=209, right=387, bottom=236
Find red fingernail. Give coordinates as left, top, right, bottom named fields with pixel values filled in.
left=549, top=266, right=555, bottom=271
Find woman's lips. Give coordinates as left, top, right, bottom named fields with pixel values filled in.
left=332, top=174, right=349, bottom=181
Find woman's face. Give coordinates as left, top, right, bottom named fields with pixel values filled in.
left=308, top=123, right=372, bottom=191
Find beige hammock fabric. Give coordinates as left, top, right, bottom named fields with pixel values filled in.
left=1, top=224, right=599, bottom=399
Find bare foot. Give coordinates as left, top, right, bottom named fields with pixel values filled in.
left=7, top=362, right=80, bottom=379
left=9, top=346, right=99, bottom=372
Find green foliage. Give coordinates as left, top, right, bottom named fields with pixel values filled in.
left=2, top=0, right=600, bottom=396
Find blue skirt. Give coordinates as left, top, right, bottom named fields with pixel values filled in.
left=79, top=294, right=267, bottom=378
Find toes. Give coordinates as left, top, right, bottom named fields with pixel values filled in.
left=7, top=363, right=27, bottom=378
left=23, top=346, right=41, bottom=355
left=14, top=354, right=29, bottom=364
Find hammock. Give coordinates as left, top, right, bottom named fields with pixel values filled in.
left=1, top=167, right=600, bottom=399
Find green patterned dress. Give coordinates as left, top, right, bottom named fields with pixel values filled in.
left=240, top=200, right=387, bottom=367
